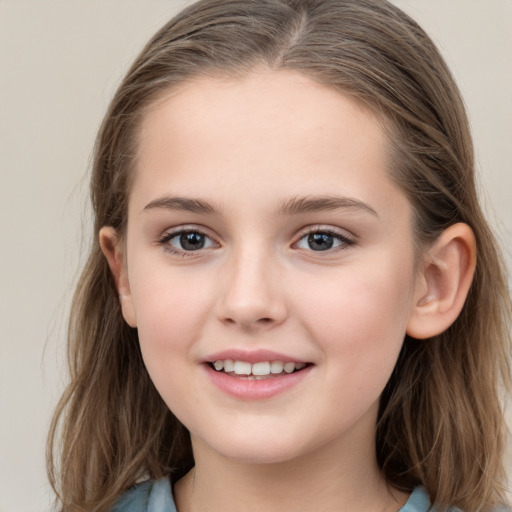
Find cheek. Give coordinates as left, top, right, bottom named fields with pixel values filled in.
left=128, top=270, right=212, bottom=365
left=296, top=256, right=415, bottom=361
left=131, top=282, right=211, bottom=414
left=295, top=262, right=414, bottom=419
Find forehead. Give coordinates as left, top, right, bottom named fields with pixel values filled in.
left=131, top=69, right=408, bottom=224
left=139, top=69, right=386, bottom=146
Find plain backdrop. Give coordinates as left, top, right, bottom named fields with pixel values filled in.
left=0, top=1, right=511, bottom=511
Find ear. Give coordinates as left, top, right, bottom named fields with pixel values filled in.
left=99, top=226, right=137, bottom=328
left=406, top=223, right=476, bottom=339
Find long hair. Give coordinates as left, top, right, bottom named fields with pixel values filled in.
left=47, top=1, right=511, bottom=510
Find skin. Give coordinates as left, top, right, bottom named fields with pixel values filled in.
left=101, top=69, right=476, bottom=512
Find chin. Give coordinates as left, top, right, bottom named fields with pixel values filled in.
left=199, top=426, right=326, bottom=467
left=219, top=445, right=304, bottom=465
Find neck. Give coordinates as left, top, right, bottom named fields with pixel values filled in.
left=174, top=433, right=408, bottom=512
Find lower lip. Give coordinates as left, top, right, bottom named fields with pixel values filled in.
left=204, top=364, right=313, bottom=400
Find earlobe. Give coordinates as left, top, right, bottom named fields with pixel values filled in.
left=99, top=226, right=137, bottom=328
left=406, top=223, right=476, bottom=340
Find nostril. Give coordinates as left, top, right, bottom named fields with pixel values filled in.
left=224, top=317, right=274, bottom=324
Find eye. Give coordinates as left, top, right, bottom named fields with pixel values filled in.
left=159, top=229, right=217, bottom=253
left=295, top=229, right=354, bottom=252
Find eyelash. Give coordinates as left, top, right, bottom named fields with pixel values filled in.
left=294, top=228, right=355, bottom=253
left=157, top=227, right=219, bottom=257
left=156, top=226, right=356, bottom=257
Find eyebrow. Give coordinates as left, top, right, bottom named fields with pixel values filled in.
left=142, top=194, right=378, bottom=217
left=143, top=196, right=217, bottom=214
left=278, top=195, right=378, bottom=217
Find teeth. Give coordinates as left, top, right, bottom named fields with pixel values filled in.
left=233, top=361, right=251, bottom=375
left=283, top=362, right=295, bottom=373
left=270, top=361, right=284, bottom=374
left=212, top=359, right=307, bottom=376
left=252, top=362, right=270, bottom=375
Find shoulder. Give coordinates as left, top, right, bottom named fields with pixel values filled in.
left=400, top=487, right=511, bottom=512
left=399, top=487, right=432, bottom=512
left=399, top=487, right=459, bottom=512
left=111, top=477, right=177, bottom=512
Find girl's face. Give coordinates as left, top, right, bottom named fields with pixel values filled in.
left=119, top=70, right=423, bottom=465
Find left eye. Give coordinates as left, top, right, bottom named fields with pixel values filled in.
left=296, top=231, right=353, bottom=252
left=165, top=231, right=216, bottom=251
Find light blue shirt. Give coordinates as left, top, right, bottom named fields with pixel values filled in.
left=112, top=477, right=435, bottom=511
left=112, top=479, right=177, bottom=512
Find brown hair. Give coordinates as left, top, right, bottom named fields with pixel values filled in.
left=47, top=1, right=511, bottom=510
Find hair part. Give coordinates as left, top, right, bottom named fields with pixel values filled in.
left=48, top=1, right=511, bottom=510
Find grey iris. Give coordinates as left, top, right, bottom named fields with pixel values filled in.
left=308, top=233, right=334, bottom=251
left=181, top=232, right=205, bottom=250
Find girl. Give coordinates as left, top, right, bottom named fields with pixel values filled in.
left=47, top=0, right=511, bottom=511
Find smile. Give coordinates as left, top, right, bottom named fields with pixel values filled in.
left=211, top=360, right=308, bottom=380
left=204, top=357, right=313, bottom=400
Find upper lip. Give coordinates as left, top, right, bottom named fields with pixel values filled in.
left=204, top=349, right=309, bottom=364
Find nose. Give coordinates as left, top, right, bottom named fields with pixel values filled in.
left=215, top=248, right=288, bottom=331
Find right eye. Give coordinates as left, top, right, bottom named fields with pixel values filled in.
left=158, top=229, right=217, bottom=254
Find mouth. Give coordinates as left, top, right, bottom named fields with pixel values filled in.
left=208, top=359, right=311, bottom=380
left=204, top=354, right=314, bottom=399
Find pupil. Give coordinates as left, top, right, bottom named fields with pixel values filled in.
left=308, top=233, right=333, bottom=251
left=180, top=232, right=205, bottom=250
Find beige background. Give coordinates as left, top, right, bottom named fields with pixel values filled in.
left=0, top=1, right=510, bottom=511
